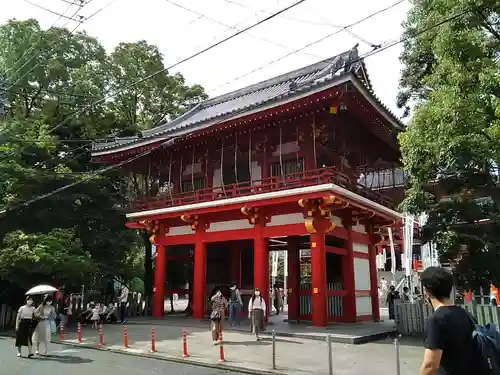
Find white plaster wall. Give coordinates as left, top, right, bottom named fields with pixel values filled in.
left=167, top=226, right=194, bottom=236
left=206, top=219, right=253, bottom=232
left=183, top=163, right=202, bottom=176
left=331, top=216, right=343, bottom=228
left=353, top=243, right=369, bottom=254
left=272, top=141, right=299, bottom=156
left=213, top=168, right=222, bottom=192
left=354, top=258, right=371, bottom=290
left=356, top=296, right=372, bottom=316
left=251, top=161, right=262, bottom=185
left=268, top=213, right=304, bottom=227
left=352, top=222, right=366, bottom=233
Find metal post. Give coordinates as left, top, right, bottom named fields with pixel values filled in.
left=272, top=330, right=276, bottom=370
left=395, top=335, right=401, bottom=375
left=327, top=335, right=333, bottom=375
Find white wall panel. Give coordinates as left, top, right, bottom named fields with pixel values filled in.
left=356, top=296, right=372, bottom=316
left=353, top=243, right=369, bottom=254
left=354, top=258, right=370, bottom=290
left=167, top=226, right=193, bottom=236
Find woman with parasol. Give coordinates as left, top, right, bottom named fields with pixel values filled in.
left=15, top=296, right=36, bottom=357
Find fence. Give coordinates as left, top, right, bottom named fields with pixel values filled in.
left=396, top=302, right=500, bottom=335
left=0, top=304, right=16, bottom=330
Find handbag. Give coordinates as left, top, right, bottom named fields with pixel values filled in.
left=210, top=310, right=221, bottom=321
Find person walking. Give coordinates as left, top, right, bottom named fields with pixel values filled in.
left=386, top=285, right=400, bottom=320
left=15, top=296, right=36, bottom=358
left=273, top=284, right=282, bottom=315
left=210, top=290, right=228, bottom=346
left=228, top=282, right=243, bottom=326
left=32, top=294, right=56, bottom=356
left=248, top=288, right=266, bottom=341
left=118, top=284, right=129, bottom=323
left=419, top=267, right=475, bottom=375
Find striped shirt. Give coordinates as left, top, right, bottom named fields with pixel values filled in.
left=211, top=295, right=228, bottom=314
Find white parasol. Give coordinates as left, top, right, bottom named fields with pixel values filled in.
left=25, top=284, right=58, bottom=295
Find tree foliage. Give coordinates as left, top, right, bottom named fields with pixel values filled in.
left=398, top=0, right=500, bottom=288
left=0, top=18, right=207, bottom=294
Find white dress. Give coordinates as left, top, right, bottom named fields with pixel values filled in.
left=33, top=305, right=55, bottom=346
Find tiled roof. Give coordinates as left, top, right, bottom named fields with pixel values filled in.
left=92, top=45, right=399, bottom=154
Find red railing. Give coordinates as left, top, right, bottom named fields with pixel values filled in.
left=130, top=167, right=394, bottom=212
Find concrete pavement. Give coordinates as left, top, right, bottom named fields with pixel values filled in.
left=0, top=336, right=243, bottom=375
left=50, top=320, right=424, bottom=375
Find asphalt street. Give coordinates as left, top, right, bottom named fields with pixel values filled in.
left=0, top=336, right=242, bottom=375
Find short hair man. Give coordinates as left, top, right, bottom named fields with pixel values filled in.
left=419, top=267, right=476, bottom=375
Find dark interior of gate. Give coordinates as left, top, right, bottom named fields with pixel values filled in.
left=161, top=235, right=352, bottom=323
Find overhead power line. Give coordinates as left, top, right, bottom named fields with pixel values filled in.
left=41, top=0, right=313, bottom=136
left=163, top=0, right=324, bottom=59
left=208, top=0, right=406, bottom=94
left=22, top=0, right=85, bottom=22
left=0, top=9, right=470, bottom=216
left=224, top=0, right=380, bottom=48
left=7, top=0, right=84, bottom=77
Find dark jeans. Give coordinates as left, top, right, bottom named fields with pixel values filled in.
left=119, top=303, right=127, bottom=322
left=229, top=303, right=241, bottom=325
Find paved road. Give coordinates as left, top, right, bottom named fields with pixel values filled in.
left=0, top=336, right=241, bottom=375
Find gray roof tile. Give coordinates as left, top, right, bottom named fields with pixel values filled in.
left=92, top=45, right=392, bottom=154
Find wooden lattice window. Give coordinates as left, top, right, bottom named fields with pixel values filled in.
left=181, top=177, right=205, bottom=192
left=270, top=158, right=305, bottom=177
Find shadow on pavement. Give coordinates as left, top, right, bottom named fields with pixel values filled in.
left=29, top=354, right=94, bottom=364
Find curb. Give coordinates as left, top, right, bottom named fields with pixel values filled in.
left=125, top=320, right=395, bottom=345
left=0, top=333, right=285, bottom=375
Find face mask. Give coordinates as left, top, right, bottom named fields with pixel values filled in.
left=27, top=300, right=33, bottom=306
left=255, top=292, right=260, bottom=296
left=231, top=286, right=236, bottom=290
left=46, top=301, right=52, bottom=305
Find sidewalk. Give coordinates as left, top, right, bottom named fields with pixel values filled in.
left=55, top=320, right=423, bottom=375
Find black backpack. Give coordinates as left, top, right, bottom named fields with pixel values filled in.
left=467, top=313, right=500, bottom=374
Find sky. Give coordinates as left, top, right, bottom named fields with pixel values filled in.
left=2, top=0, right=412, bottom=116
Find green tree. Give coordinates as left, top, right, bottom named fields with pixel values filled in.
left=0, top=19, right=207, bottom=296
left=397, top=1, right=500, bottom=288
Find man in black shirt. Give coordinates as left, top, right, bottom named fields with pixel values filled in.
left=420, top=267, right=476, bottom=375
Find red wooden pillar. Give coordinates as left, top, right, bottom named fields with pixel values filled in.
left=192, top=222, right=207, bottom=320
left=254, top=222, right=269, bottom=315
left=153, top=245, right=166, bottom=317
left=310, top=230, right=327, bottom=327
left=342, top=218, right=356, bottom=322
left=287, top=237, right=300, bottom=321
left=230, top=244, right=241, bottom=287
left=367, top=222, right=380, bottom=321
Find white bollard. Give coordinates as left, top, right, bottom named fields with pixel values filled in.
left=327, top=334, right=333, bottom=375
left=395, top=334, right=401, bottom=375
left=272, top=330, right=276, bottom=369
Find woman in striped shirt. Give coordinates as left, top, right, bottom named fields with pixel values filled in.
left=210, top=290, right=228, bottom=345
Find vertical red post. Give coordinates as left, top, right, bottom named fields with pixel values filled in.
left=151, top=328, right=156, bottom=353
left=59, top=321, right=65, bottom=340
left=218, top=332, right=225, bottom=362
left=254, top=222, right=269, bottom=316
left=310, top=231, right=327, bottom=327
left=367, top=222, right=380, bottom=321
left=123, top=326, right=129, bottom=348
left=287, top=236, right=300, bottom=321
left=182, top=328, right=189, bottom=357
left=77, top=322, right=82, bottom=344
left=342, top=219, right=357, bottom=323
left=153, top=245, right=166, bottom=318
left=98, top=325, right=104, bottom=347
left=192, top=222, right=207, bottom=320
